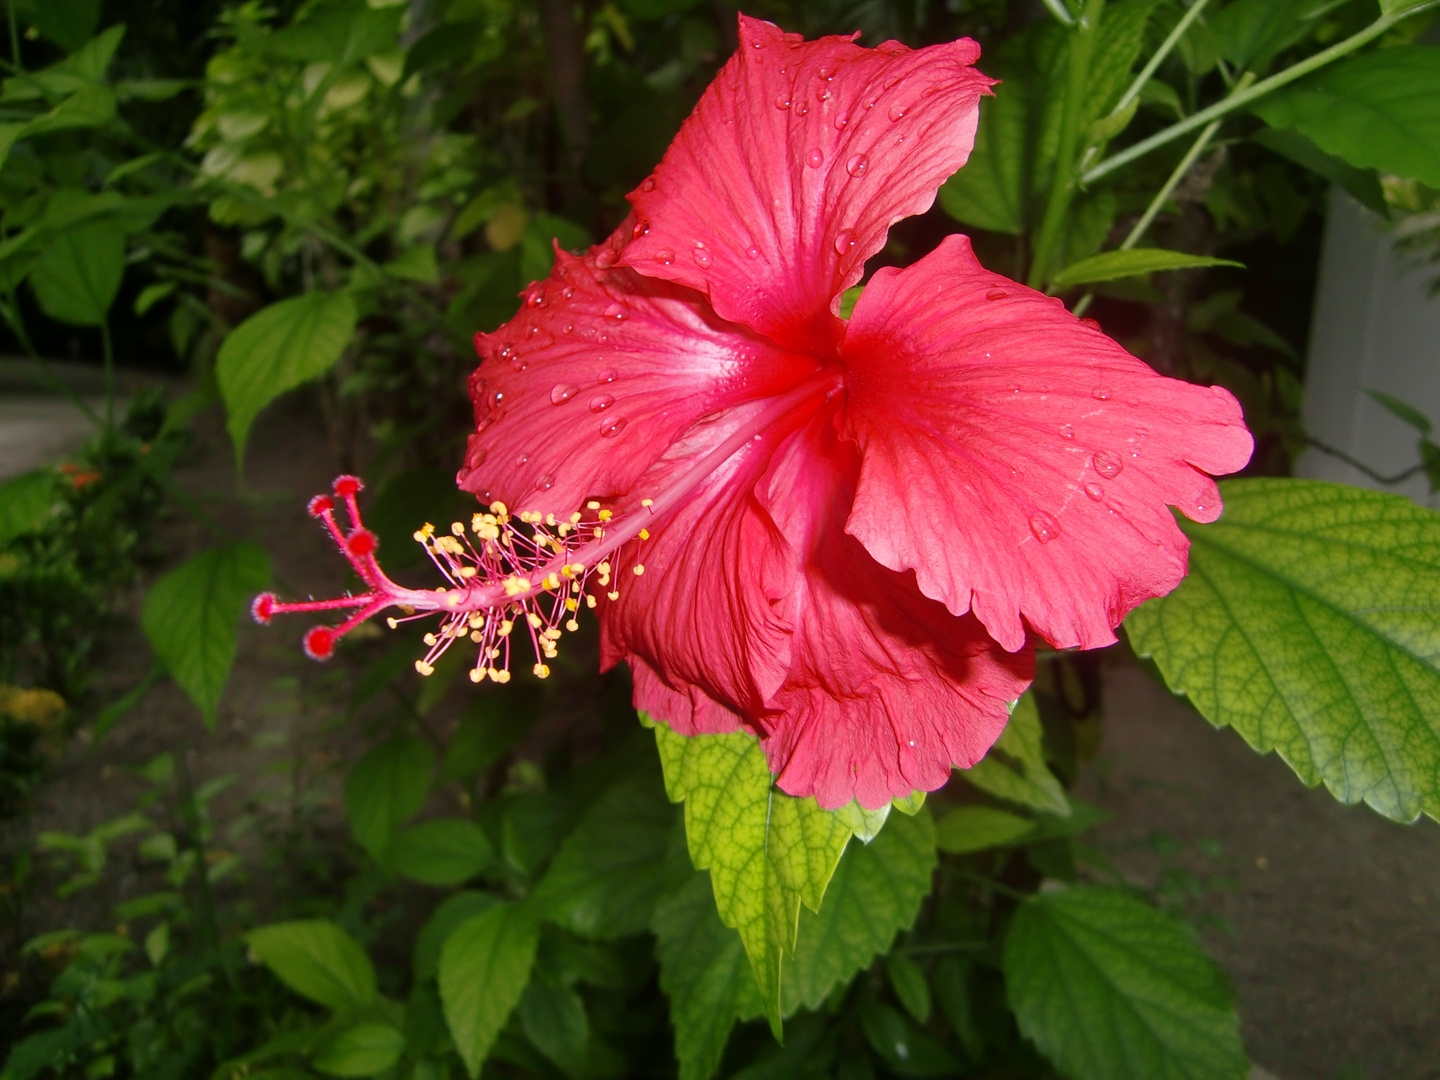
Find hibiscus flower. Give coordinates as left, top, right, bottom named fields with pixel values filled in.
left=258, top=15, right=1252, bottom=811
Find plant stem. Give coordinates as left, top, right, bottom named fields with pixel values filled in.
left=6, top=0, right=20, bottom=72
left=1307, top=436, right=1429, bottom=486
left=951, top=869, right=1032, bottom=902
left=1081, top=7, right=1424, bottom=186
left=1028, top=0, right=1108, bottom=289
left=99, top=319, right=116, bottom=430
left=1110, top=0, right=1217, bottom=119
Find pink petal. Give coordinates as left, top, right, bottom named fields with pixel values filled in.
left=841, top=235, right=1254, bottom=652
left=620, top=15, right=993, bottom=355
left=758, top=414, right=1032, bottom=809
left=459, top=242, right=819, bottom=515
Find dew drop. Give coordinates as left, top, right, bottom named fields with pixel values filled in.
left=655, top=248, right=675, bottom=265
left=817, top=86, right=832, bottom=101
left=535, top=473, right=555, bottom=491
left=846, top=153, right=870, bottom=177
left=526, top=288, right=545, bottom=308
left=1029, top=511, right=1061, bottom=543
left=469, top=449, right=487, bottom=467
left=1084, top=482, right=1104, bottom=501
left=986, top=288, right=1008, bottom=300
left=1060, top=424, right=1074, bottom=439
left=1092, top=387, right=1113, bottom=401
left=631, top=220, right=649, bottom=239
left=599, top=416, right=628, bottom=439
left=794, top=101, right=809, bottom=115
left=775, top=94, right=791, bottom=110
left=589, top=394, right=614, bottom=412
left=1080, top=317, right=1101, bottom=330
left=834, top=229, right=854, bottom=255
left=550, top=383, right=578, bottom=405
left=887, top=102, right=909, bottom=121
left=692, top=247, right=713, bottom=269
left=641, top=177, right=656, bottom=192
left=806, top=148, right=824, bottom=168
left=745, top=245, right=761, bottom=259
left=487, top=389, right=504, bottom=411
left=561, top=286, right=574, bottom=300
left=883, top=74, right=901, bottom=89
left=594, top=248, right=616, bottom=269
left=597, top=369, right=617, bottom=384
left=562, top=323, right=573, bottom=334
left=512, top=360, right=527, bottom=373
left=862, top=95, right=878, bottom=109
left=834, top=113, right=849, bottom=130
left=603, top=302, right=628, bottom=322
left=515, top=452, right=529, bottom=467
left=1092, top=450, right=1124, bottom=479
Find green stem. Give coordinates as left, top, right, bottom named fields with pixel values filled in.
left=951, top=869, right=1032, bottom=902
left=99, top=319, right=116, bottom=430
left=6, top=0, right=20, bottom=73
left=1081, top=7, right=1425, bottom=186
left=1110, top=0, right=1217, bottom=119
left=1028, top=0, right=1107, bottom=290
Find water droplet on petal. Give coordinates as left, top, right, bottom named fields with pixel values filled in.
left=745, top=245, right=761, bottom=259
left=1029, top=511, right=1061, bottom=543
left=535, top=473, right=554, bottom=491
left=806, top=148, right=824, bottom=168
left=632, top=220, right=649, bottom=239
left=1092, top=450, right=1123, bottom=478
left=469, top=448, right=487, bottom=467
left=550, top=383, right=578, bottom=405
left=526, top=288, right=546, bottom=308
left=589, top=394, right=614, bottom=412
left=515, top=452, right=529, bottom=467
left=692, top=247, right=712, bottom=269
left=817, top=86, right=832, bottom=101
left=594, top=249, right=616, bottom=269
left=641, top=177, right=656, bottom=192
left=597, top=369, right=617, bottom=384
left=561, top=286, right=575, bottom=300
left=1084, top=482, right=1104, bottom=501
left=1060, top=424, right=1074, bottom=439
left=487, top=389, right=504, bottom=410
left=562, top=323, right=573, bottom=334
left=775, top=94, right=791, bottom=110
left=883, top=74, right=901, bottom=89
left=986, top=288, right=1008, bottom=300
left=834, top=229, right=854, bottom=255
left=1080, top=317, right=1101, bottom=330
left=1092, top=387, right=1113, bottom=400
left=512, top=360, right=527, bottom=373
left=603, top=302, right=628, bottom=322
left=888, top=102, right=908, bottom=121
left=794, top=101, right=809, bottom=115
left=862, top=95, right=878, bottom=109
left=655, top=249, right=675, bottom=265
left=600, top=416, right=628, bottom=439
left=834, top=113, right=849, bottom=130
left=846, top=153, right=870, bottom=177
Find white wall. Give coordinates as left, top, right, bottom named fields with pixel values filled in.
left=1297, top=186, right=1440, bottom=510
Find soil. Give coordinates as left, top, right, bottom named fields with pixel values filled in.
left=4, top=381, right=1440, bottom=1080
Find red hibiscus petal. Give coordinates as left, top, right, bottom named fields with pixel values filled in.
left=460, top=243, right=818, bottom=515
left=757, top=412, right=1032, bottom=809
left=841, top=235, right=1254, bottom=652
left=620, top=15, right=993, bottom=356
left=599, top=398, right=809, bottom=721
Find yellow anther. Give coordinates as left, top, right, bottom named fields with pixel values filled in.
left=586, top=500, right=601, bottom=510
left=489, top=648, right=501, bottom=659
left=557, top=523, right=571, bottom=537
left=503, top=576, right=531, bottom=596
left=472, top=513, right=486, bottom=530
left=489, top=500, right=508, bottom=515
left=460, top=566, right=477, bottom=578
left=586, top=595, right=597, bottom=609
left=493, top=668, right=511, bottom=683
left=607, top=590, right=619, bottom=601
left=598, top=509, right=613, bottom=522
left=565, top=598, right=579, bottom=612
left=593, top=527, right=605, bottom=538
left=435, top=587, right=448, bottom=594
left=598, top=561, right=611, bottom=575
left=641, top=498, right=654, bottom=507
left=469, top=613, right=485, bottom=628
left=470, top=631, right=483, bottom=643
left=451, top=522, right=465, bottom=536
left=423, top=633, right=438, bottom=646
left=546, top=513, right=557, bottom=526
left=569, top=511, right=583, bottom=524
left=527, top=612, right=543, bottom=629
left=543, top=573, right=560, bottom=590
left=633, top=564, right=645, bottom=576
left=565, top=619, right=579, bottom=632
left=533, top=663, right=550, bottom=679
left=415, top=660, right=434, bottom=676
left=639, top=528, right=650, bottom=540
left=499, top=620, right=513, bottom=636
left=386, top=617, right=398, bottom=629
left=400, top=605, right=415, bottom=615
left=446, top=593, right=460, bottom=607
left=469, top=668, right=483, bottom=683
left=413, top=530, right=428, bottom=543
left=422, top=522, right=435, bottom=536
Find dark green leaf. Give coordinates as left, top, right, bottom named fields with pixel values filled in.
left=344, top=736, right=433, bottom=861
left=32, top=0, right=102, bottom=51
left=1253, top=45, right=1440, bottom=188
left=413, top=892, right=499, bottom=983
left=934, top=806, right=1036, bottom=854
left=1126, top=479, right=1440, bottom=822
left=217, top=292, right=357, bottom=464
left=390, top=818, right=494, bottom=886
left=1004, top=886, right=1246, bottom=1080
left=439, top=903, right=539, bottom=1079
left=1367, top=389, right=1433, bottom=435
left=517, top=976, right=589, bottom=1076
left=885, top=953, right=931, bottom=1024
left=860, top=1001, right=960, bottom=1077
left=247, top=920, right=378, bottom=1013
left=0, top=469, right=56, bottom=545
left=140, top=542, right=270, bottom=726
left=30, top=220, right=124, bottom=327
left=962, top=692, right=1069, bottom=815
left=23, top=84, right=117, bottom=136
left=1210, top=0, right=1316, bottom=70
left=1250, top=128, right=1387, bottom=215
left=1050, top=248, right=1242, bottom=289
left=367, top=466, right=472, bottom=570
left=312, top=1023, right=406, bottom=1077
left=268, top=4, right=402, bottom=67
left=939, top=87, right=1026, bottom=234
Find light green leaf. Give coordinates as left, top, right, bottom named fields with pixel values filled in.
left=216, top=291, right=357, bottom=464
left=650, top=719, right=852, bottom=1028
left=412, top=891, right=499, bottom=983
left=782, top=807, right=936, bottom=1016
left=23, top=84, right=117, bottom=136
left=962, top=693, right=1069, bottom=815
left=30, top=220, right=125, bottom=327
left=530, top=771, right=679, bottom=938
left=651, top=872, right=764, bottom=1080
left=1381, top=0, right=1440, bottom=14
left=1253, top=45, right=1440, bottom=188
left=312, top=1023, right=406, bottom=1077
left=344, top=736, right=433, bottom=861
left=833, top=799, right=890, bottom=843
left=1050, top=248, right=1242, bottom=289
left=939, top=85, right=1027, bottom=234
left=1004, top=886, right=1247, bottom=1080
left=0, top=469, right=56, bottom=546
left=384, top=244, right=439, bottom=283
left=438, top=903, right=539, bottom=1079
left=134, top=281, right=176, bottom=316
left=247, top=920, right=378, bottom=1013
left=141, top=542, right=271, bottom=726
left=934, top=806, right=1036, bottom=854
left=1125, top=479, right=1440, bottom=823
left=390, top=818, right=494, bottom=886
left=891, top=791, right=926, bottom=816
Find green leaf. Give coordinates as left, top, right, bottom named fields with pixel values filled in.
left=651, top=872, right=764, bottom=1080
left=934, top=806, right=1037, bottom=854
left=939, top=86, right=1026, bottom=234
left=312, top=1023, right=406, bottom=1077
left=531, top=771, right=679, bottom=938
left=1004, top=886, right=1247, bottom=1080
left=29, top=220, right=125, bottom=327
left=1050, top=248, right=1242, bottom=289
left=1367, top=389, right=1433, bottom=436
left=413, top=891, right=499, bottom=983
left=1125, top=479, right=1440, bottom=822
left=438, top=903, right=539, bottom=1079
left=1253, top=45, right=1440, bottom=188
left=650, top=719, right=852, bottom=1029
left=1250, top=128, right=1387, bottom=215
left=0, top=469, right=56, bottom=546
left=886, top=953, right=932, bottom=1024
left=385, top=244, right=439, bottom=284
left=517, top=975, right=590, bottom=1076
left=140, top=542, right=270, bottom=726
left=344, top=736, right=433, bottom=861
left=860, top=1001, right=961, bottom=1076
left=216, top=292, right=357, bottom=464
left=390, top=818, right=494, bottom=886
left=134, top=281, right=176, bottom=316
left=1209, top=0, right=1316, bottom=71
left=782, top=806, right=936, bottom=1016
left=23, top=84, right=117, bottom=136
left=268, top=3, right=402, bottom=67
left=962, top=692, right=1069, bottom=815
left=32, top=0, right=102, bottom=52
left=247, top=920, right=378, bottom=1013
left=891, top=791, right=926, bottom=816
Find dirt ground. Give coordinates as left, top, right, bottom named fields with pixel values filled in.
left=5, top=385, right=1440, bottom=1080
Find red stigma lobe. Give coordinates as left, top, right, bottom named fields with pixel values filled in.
left=304, top=626, right=336, bottom=660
